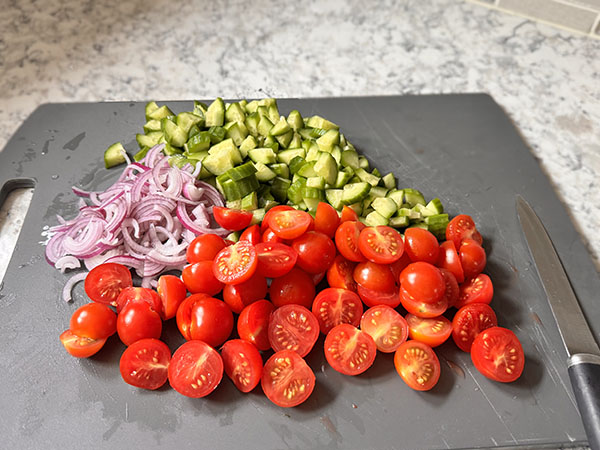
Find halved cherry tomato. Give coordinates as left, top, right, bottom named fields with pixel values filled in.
left=353, top=261, right=396, bottom=292
left=261, top=350, right=315, bottom=407
left=405, top=314, right=452, bottom=348
left=399, top=262, right=445, bottom=304
left=390, top=252, right=412, bottom=280
left=262, top=228, right=285, bottom=244
left=186, top=234, right=227, bottom=263
left=327, top=256, right=357, bottom=291
left=456, top=274, right=494, bottom=309
left=471, top=327, right=524, bottom=383
left=182, top=260, right=224, bottom=296
left=312, top=271, right=326, bottom=285
left=394, top=340, right=440, bottom=391
left=176, top=294, right=233, bottom=347
left=358, top=226, right=404, bottom=264
left=255, top=242, right=297, bottom=278
left=357, top=284, right=401, bottom=308
left=213, top=207, right=253, bottom=231
left=261, top=205, right=294, bottom=232
left=157, top=275, right=187, bottom=320
left=69, top=302, right=117, bottom=340
left=268, top=210, right=313, bottom=240
left=340, top=205, right=359, bottom=223
left=335, top=221, right=366, bottom=262
left=116, top=286, right=162, bottom=316
left=119, top=338, right=171, bottom=390
left=311, top=288, right=363, bottom=334
left=324, top=324, right=377, bottom=376
left=223, top=272, right=268, bottom=314
left=437, top=240, right=465, bottom=283
left=237, top=300, right=274, bottom=351
left=239, top=224, right=262, bottom=245
left=221, top=339, right=263, bottom=393
left=446, top=214, right=482, bottom=249
left=269, top=268, right=315, bottom=309
left=268, top=304, right=319, bottom=357
left=292, top=231, right=336, bottom=274
left=117, top=301, right=162, bottom=346
left=212, top=241, right=257, bottom=285
left=452, top=303, right=497, bottom=352
left=399, top=286, right=448, bottom=318
left=439, top=268, right=459, bottom=308
left=360, top=305, right=408, bottom=353
left=314, top=202, right=340, bottom=238
left=404, top=228, right=439, bottom=264
left=59, top=329, right=107, bottom=358
left=84, top=263, right=132, bottom=306
left=459, top=238, right=487, bottom=279
left=168, top=340, right=224, bottom=398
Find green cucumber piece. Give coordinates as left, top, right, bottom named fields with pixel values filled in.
left=306, top=115, right=339, bottom=130
left=316, top=129, right=340, bottom=152
left=372, top=168, right=382, bottom=177
left=289, top=156, right=307, bottom=175
left=209, top=139, right=243, bottom=164
left=272, top=177, right=292, bottom=203
left=245, top=112, right=260, bottom=137
left=133, top=147, right=149, bottom=162
left=288, top=132, right=302, bottom=149
left=270, top=117, right=291, bottom=136
left=331, top=146, right=342, bottom=165
left=136, top=131, right=163, bottom=149
left=226, top=121, right=249, bottom=146
left=342, top=182, right=371, bottom=205
left=277, top=148, right=306, bottom=165
left=297, top=161, right=317, bottom=178
left=358, top=156, right=370, bottom=170
left=314, top=152, right=337, bottom=186
left=186, top=131, right=211, bottom=153
left=248, top=147, right=277, bottom=165
left=397, top=207, right=421, bottom=220
left=341, top=149, right=359, bottom=169
left=382, top=173, right=396, bottom=190
left=275, top=130, right=293, bottom=149
left=257, top=115, right=274, bottom=137
left=387, top=189, right=404, bottom=208
left=306, top=176, right=326, bottom=189
left=241, top=192, right=258, bottom=210
left=334, top=170, right=353, bottom=189
left=239, top=135, right=258, bottom=158
left=369, top=186, right=388, bottom=198
left=227, top=161, right=257, bottom=181
left=226, top=230, right=241, bottom=242
left=325, top=189, right=344, bottom=210
left=176, top=112, right=204, bottom=134
left=163, top=143, right=183, bottom=156
left=143, top=119, right=162, bottom=133
left=148, top=105, right=174, bottom=121
left=104, top=142, right=127, bottom=169
left=263, top=135, right=279, bottom=151
left=287, top=110, right=304, bottom=131
left=250, top=208, right=266, bottom=225
left=203, top=152, right=235, bottom=176
left=287, top=178, right=307, bottom=204
left=389, top=216, right=410, bottom=228
left=145, top=101, right=159, bottom=120
left=226, top=199, right=243, bottom=210
left=267, top=104, right=280, bottom=124
left=305, top=144, right=320, bottom=162
left=245, top=100, right=259, bottom=114
left=193, top=101, right=208, bottom=115
left=208, top=126, right=226, bottom=144
left=269, top=163, right=290, bottom=179
left=355, top=168, right=380, bottom=187
left=225, top=102, right=246, bottom=123
left=161, top=119, right=187, bottom=147
left=299, top=127, right=327, bottom=140
left=205, top=97, right=225, bottom=127
left=253, top=162, right=277, bottom=182
left=365, top=211, right=389, bottom=227
left=188, top=124, right=201, bottom=139
left=372, top=197, right=397, bottom=219
left=403, top=188, right=426, bottom=207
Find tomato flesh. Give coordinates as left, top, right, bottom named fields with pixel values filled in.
left=269, top=268, right=315, bottom=309
left=212, top=241, right=258, bottom=285
left=335, top=221, right=366, bottom=262
left=452, top=303, right=498, bottom=352
left=356, top=284, right=401, bottom=309
left=446, top=214, right=482, bottom=249
left=84, top=263, right=132, bottom=306
left=292, top=231, right=336, bottom=274
left=60, top=329, right=107, bottom=358
left=358, top=226, right=404, bottom=264
left=213, top=207, right=253, bottom=231
left=394, top=340, right=440, bottom=391
left=119, top=338, right=171, bottom=390
left=456, top=274, right=494, bottom=309
left=157, top=275, right=187, bottom=320
left=439, top=268, right=459, bottom=309
left=360, top=305, right=408, bottom=353
left=221, top=339, right=263, bottom=393
left=255, top=242, right=297, bottom=278
left=311, top=288, right=363, bottom=334
left=324, top=324, right=377, bottom=376
left=268, top=210, right=313, bottom=240
left=116, top=286, right=162, bottom=316
left=400, top=286, right=448, bottom=318
left=69, top=302, right=117, bottom=340
left=261, top=350, right=315, bottom=407
left=327, top=256, right=357, bottom=292
left=437, top=240, right=465, bottom=283
left=405, top=314, right=452, bottom=348
left=237, top=300, right=274, bottom=351
left=176, top=294, right=233, bottom=347
left=168, top=340, right=224, bottom=398
left=261, top=205, right=294, bottom=232
left=268, top=304, right=319, bottom=357
left=471, top=327, right=524, bottom=383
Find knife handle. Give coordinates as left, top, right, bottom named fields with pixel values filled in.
left=568, top=353, right=600, bottom=450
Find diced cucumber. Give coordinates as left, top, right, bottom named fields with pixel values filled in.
left=287, top=110, right=304, bottom=131
left=104, top=142, right=127, bottom=169
left=269, top=163, right=290, bottom=179
left=314, top=152, right=337, bottom=186
left=143, top=119, right=162, bottom=133
left=136, top=131, right=163, bottom=149
left=289, top=156, right=307, bottom=175
left=297, top=161, right=317, bottom=177
left=277, top=148, right=306, bottom=165
left=186, top=131, right=211, bottom=153
left=389, top=216, right=409, bottom=228
left=270, top=117, right=291, bottom=136
left=161, top=119, right=187, bottom=147
left=342, top=182, right=371, bottom=205
left=306, top=176, right=326, bottom=189
left=239, top=135, right=257, bottom=158
left=205, top=97, right=225, bottom=127
left=272, top=177, right=292, bottom=203
left=372, top=197, right=397, bottom=219
left=193, top=101, right=208, bottom=116
left=287, top=178, right=307, bottom=204
left=334, top=170, right=352, bottom=188
left=250, top=208, right=266, bottom=225
left=226, top=121, right=248, bottom=146
left=203, top=152, right=235, bottom=176
left=248, top=147, right=277, bottom=165
left=188, top=124, right=201, bottom=139
left=245, top=100, right=259, bottom=114
left=325, top=189, right=344, bottom=210
left=226, top=231, right=241, bottom=243
left=422, top=198, right=444, bottom=215
left=341, top=149, right=359, bottom=169
left=245, top=112, right=260, bottom=137
left=331, top=146, right=342, bottom=165
left=369, top=186, right=388, bottom=198
left=263, top=135, right=279, bottom=151
left=299, top=127, right=327, bottom=140
left=275, top=130, right=293, bottom=149
left=226, top=199, right=243, bottom=210
left=257, top=115, right=274, bottom=137
left=365, top=211, right=389, bottom=227
left=209, top=139, right=243, bottom=164
left=356, top=168, right=380, bottom=187
left=133, top=147, right=149, bottom=162
left=177, top=112, right=204, bottom=134
left=145, top=101, right=159, bottom=120
left=227, top=161, right=257, bottom=181
left=253, top=162, right=277, bottom=182
left=387, top=189, right=404, bottom=208
left=268, top=104, right=280, bottom=124
left=163, top=143, right=183, bottom=156
left=148, top=105, right=174, bottom=121
left=372, top=167, right=382, bottom=177
left=306, top=144, right=320, bottom=162
left=347, top=203, right=363, bottom=215
left=288, top=132, right=302, bottom=149
left=397, top=207, right=421, bottom=220
left=316, top=129, right=340, bottom=152
left=306, top=115, right=339, bottom=130
left=184, top=149, right=208, bottom=161
left=358, top=156, right=370, bottom=170
left=241, top=192, right=258, bottom=210
left=382, top=173, right=396, bottom=190
left=208, top=126, right=226, bottom=144
left=424, top=214, right=449, bottom=239
left=403, top=188, right=426, bottom=207
left=225, top=102, right=246, bottom=123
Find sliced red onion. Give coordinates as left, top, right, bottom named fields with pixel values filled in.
left=55, top=255, right=81, bottom=273
left=62, top=272, right=88, bottom=303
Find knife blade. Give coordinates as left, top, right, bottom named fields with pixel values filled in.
left=516, top=195, right=600, bottom=450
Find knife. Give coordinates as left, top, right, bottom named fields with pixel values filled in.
left=516, top=195, right=600, bottom=450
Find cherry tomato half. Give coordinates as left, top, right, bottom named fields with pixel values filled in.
left=119, top=338, right=171, bottom=390
left=157, top=275, right=187, bottom=320
left=399, top=286, right=448, bottom=318
left=471, top=327, right=524, bottom=383
left=353, top=261, right=396, bottom=293
left=360, top=305, right=408, bottom=353
left=221, top=339, right=263, bottom=393
left=340, top=205, right=359, bottom=223
left=223, top=272, right=267, bottom=314
left=117, top=301, right=162, bottom=346
left=239, top=224, right=262, bottom=245
left=394, top=340, right=440, bottom=391
left=459, top=238, right=487, bottom=279
left=311, top=288, right=363, bottom=334
left=327, top=256, right=357, bottom=292
left=84, top=263, right=133, bottom=306
left=261, top=205, right=294, bottom=232
left=404, top=228, right=439, bottom=264
left=186, top=234, right=227, bottom=263
left=456, top=274, right=494, bottom=309
left=168, top=340, right=224, bottom=398
left=60, top=329, right=107, bottom=358
left=261, top=350, right=315, bottom=407
left=116, top=286, right=162, bottom=316
left=182, top=260, right=224, bottom=296
left=437, top=240, right=465, bottom=283
left=314, top=202, right=340, bottom=238
left=269, top=268, right=315, bottom=309
left=452, top=303, right=498, bottom=352
left=358, top=226, right=404, bottom=264
left=357, top=284, right=401, bottom=309
left=213, top=207, right=253, bottom=231
left=255, top=242, right=297, bottom=278
left=268, top=209, right=313, bottom=240
left=446, top=214, right=482, bottom=249
left=268, top=304, right=319, bottom=357
left=69, top=302, right=117, bottom=340
left=292, top=231, right=336, bottom=274
left=324, top=324, right=377, bottom=376
left=212, top=241, right=258, bottom=285
left=176, top=294, right=233, bottom=347
left=405, top=314, right=452, bottom=348
left=399, top=262, right=445, bottom=304
left=335, top=221, right=366, bottom=262
left=439, top=268, right=459, bottom=309
left=237, top=300, right=274, bottom=351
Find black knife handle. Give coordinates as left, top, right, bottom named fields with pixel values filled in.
left=568, top=353, right=600, bottom=450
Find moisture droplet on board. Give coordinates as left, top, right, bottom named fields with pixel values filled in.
left=51, top=175, right=59, bottom=180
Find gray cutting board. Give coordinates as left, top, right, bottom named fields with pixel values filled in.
left=0, top=95, right=598, bottom=450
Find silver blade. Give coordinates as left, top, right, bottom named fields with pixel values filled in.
left=516, top=195, right=600, bottom=357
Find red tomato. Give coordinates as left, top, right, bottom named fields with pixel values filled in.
left=394, top=340, right=440, bottom=391
left=117, top=301, right=162, bottom=346
left=239, top=224, right=262, bottom=245
left=312, top=271, right=326, bottom=285
left=157, top=275, right=187, bottom=320
left=452, top=303, right=498, bottom=352
left=168, top=340, right=224, bottom=398
left=360, top=305, right=408, bottom=353
left=182, top=260, right=224, bottom=296
left=186, top=234, right=226, bottom=263
left=314, top=202, right=340, bottom=238
left=404, top=228, right=439, bottom=264
left=255, top=242, right=297, bottom=278
left=399, top=286, right=448, bottom=318
left=340, top=205, right=359, bottom=223
left=262, top=227, right=285, bottom=244
left=212, top=241, right=258, bottom=285
left=356, top=284, right=401, bottom=308
left=84, top=263, right=132, bottom=306
left=459, top=238, right=487, bottom=279
left=119, top=338, right=171, bottom=390
left=327, top=256, right=357, bottom=291
left=176, top=294, right=233, bottom=347
left=237, top=300, right=274, bottom=351
left=261, top=350, right=315, bottom=407
left=353, top=261, right=396, bottom=292
left=116, top=287, right=162, bottom=316
left=311, top=288, right=363, bottom=334
left=261, top=205, right=294, bottom=232
left=268, top=209, right=313, bottom=240
left=291, top=231, right=336, bottom=274
left=437, top=240, right=465, bottom=283
left=221, top=339, right=263, bottom=393
left=269, top=268, right=315, bottom=309
left=69, top=303, right=117, bottom=340
left=471, top=327, right=525, bottom=383
left=59, top=329, right=107, bottom=358
left=446, top=214, right=483, bottom=249
left=439, top=268, right=459, bottom=308
left=213, top=207, right=253, bottom=231
left=456, top=274, right=494, bottom=309
left=399, top=262, right=445, bottom=304
left=223, top=272, right=267, bottom=314
left=390, top=252, right=411, bottom=280
left=358, top=226, right=404, bottom=264
left=405, top=314, right=452, bottom=348
left=268, top=304, right=319, bottom=357
left=324, top=324, right=377, bottom=376
left=335, top=221, right=366, bottom=262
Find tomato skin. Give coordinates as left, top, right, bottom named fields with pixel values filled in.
left=327, top=256, right=357, bottom=292
left=357, top=284, right=401, bottom=309
left=117, top=302, right=163, bottom=346
left=268, top=304, right=319, bottom=357
left=261, top=350, right=315, bottom=407
left=255, top=242, right=297, bottom=278
left=213, top=207, right=253, bottom=231
left=237, top=300, right=274, bottom=351
left=268, top=210, right=313, bottom=240
left=262, top=228, right=285, bottom=244
left=335, top=221, right=366, bottom=262
left=404, top=228, right=439, bottom=264
left=311, top=288, right=363, bottom=334
left=157, top=275, right=187, bottom=320
left=353, top=261, right=396, bottom=292
left=261, top=205, right=294, bottom=232
left=358, top=226, right=404, bottom=264
left=182, top=261, right=224, bottom=296
left=405, top=314, right=452, bottom=348
left=116, top=287, right=162, bottom=316
left=399, top=262, right=445, bottom=304
left=60, top=329, right=107, bottom=358
left=456, top=274, right=494, bottom=309
left=459, top=239, right=487, bottom=279
left=223, top=272, right=268, bottom=314
left=119, top=338, right=171, bottom=390
left=471, top=327, right=524, bottom=383
left=221, top=339, right=263, bottom=393
left=291, top=231, right=336, bottom=274
left=439, top=268, right=459, bottom=308
left=212, top=241, right=258, bottom=285
left=340, top=205, right=359, bottom=223
left=239, top=224, right=262, bottom=245
left=186, top=234, right=227, bottom=263
left=176, top=295, right=233, bottom=347
left=324, top=324, right=377, bottom=376
left=360, top=305, right=408, bottom=353
left=452, top=303, right=497, bottom=352
left=446, top=214, right=483, bottom=249
left=394, top=340, right=441, bottom=391
left=399, top=286, right=448, bottom=318
left=437, top=240, right=465, bottom=283
left=390, top=252, right=412, bottom=280
left=69, top=303, right=117, bottom=340
left=314, top=202, right=340, bottom=238
left=84, top=263, right=133, bottom=306
left=168, top=340, right=224, bottom=398
left=312, top=271, right=326, bottom=285
left=269, top=268, right=315, bottom=309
